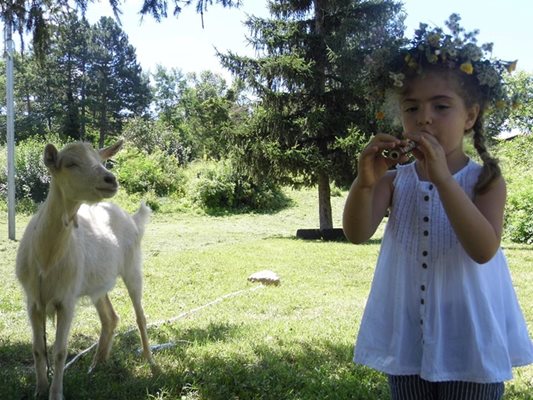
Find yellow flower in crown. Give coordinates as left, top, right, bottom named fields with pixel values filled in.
left=375, top=111, right=385, bottom=121
left=460, top=62, right=474, bottom=75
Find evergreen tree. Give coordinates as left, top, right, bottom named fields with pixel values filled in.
left=87, top=17, right=152, bottom=147
left=219, top=0, right=404, bottom=230
left=53, top=13, right=92, bottom=140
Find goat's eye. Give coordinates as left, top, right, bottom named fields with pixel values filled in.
left=65, top=162, right=78, bottom=169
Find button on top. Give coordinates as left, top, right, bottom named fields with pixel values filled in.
left=428, top=184, right=434, bottom=190
left=424, top=195, right=430, bottom=201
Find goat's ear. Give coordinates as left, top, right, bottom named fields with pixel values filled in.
left=44, top=144, right=59, bottom=170
left=99, top=139, right=124, bottom=161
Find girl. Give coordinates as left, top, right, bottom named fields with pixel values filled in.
left=343, top=17, right=533, bottom=400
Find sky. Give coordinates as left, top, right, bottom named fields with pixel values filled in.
left=85, top=0, right=533, bottom=82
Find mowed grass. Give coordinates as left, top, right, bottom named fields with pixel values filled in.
left=0, top=188, right=532, bottom=400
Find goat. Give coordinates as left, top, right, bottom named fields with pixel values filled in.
left=16, top=140, right=157, bottom=400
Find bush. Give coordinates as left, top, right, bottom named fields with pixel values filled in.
left=496, top=134, right=533, bottom=244
left=505, top=183, right=533, bottom=244
left=188, top=160, right=290, bottom=213
left=0, top=135, right=66, bottom=206
left=122, top=118, right=191, bottom=164
left=114, top=146, right=186, bottom=197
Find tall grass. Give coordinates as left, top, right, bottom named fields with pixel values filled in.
left=0, top=188, right=531, bottom=399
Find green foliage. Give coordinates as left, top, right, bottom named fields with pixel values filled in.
left=497, top=134, right=533, bottom=244
left=0, top=12, right=151, bottom=146
left=114, top=146, right=186, bottom=197
left=505, top=71, right=533, bottom=133
left=122, top=117, right=191, bottom=164
left=505, top=184, right=533, bottom=244
left=188, top=160, right=290, bottom=213
left=219, top=0, right=404, bottom=186
left=0, top=135, right=65, bottom=208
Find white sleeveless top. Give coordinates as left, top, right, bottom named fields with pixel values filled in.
left=354, top=160, right=533, bottom=383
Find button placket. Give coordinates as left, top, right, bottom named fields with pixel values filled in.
left=419, top=184, right=432, bottom=333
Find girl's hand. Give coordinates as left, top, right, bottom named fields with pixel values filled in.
left=357, top=134, right=406, bottom=188
left=404, top=131, right=452, bottom=185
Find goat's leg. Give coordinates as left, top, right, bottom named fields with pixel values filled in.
left=29, top=302, right=49, bottom=398
left=90, top=294, right=119, bottom=372
left=123, top=274, right=158, bottom=372
left=49, top=303, right=74, bottom=400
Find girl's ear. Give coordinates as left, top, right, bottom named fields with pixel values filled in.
left=465, top=104, right=480, bottom=132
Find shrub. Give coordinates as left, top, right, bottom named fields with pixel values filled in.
left=496, top=134, right=533, bottom=244
left=114, top=146, right=186, bottom=197
left=188, top=160, right=290, bottom=213
left=505, top=183, right=533, bottom=244
left=0, top=135, right=66, bottom=206
left=122, top=118, right=191, bottom=164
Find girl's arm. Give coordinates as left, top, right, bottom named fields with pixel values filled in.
left=435, top=174, right=506, bottom=264
left=343, top=171, right=395, bottom=243
left=343, top=134, right=402, bottom=243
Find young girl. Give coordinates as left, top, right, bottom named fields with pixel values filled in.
left=343, top=16, right=533, bottom=399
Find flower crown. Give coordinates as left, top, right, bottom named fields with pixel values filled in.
left=366, top=14, right=516, bottom=127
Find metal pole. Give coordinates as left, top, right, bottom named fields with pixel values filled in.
left=5, top=10, right=16, bottom=240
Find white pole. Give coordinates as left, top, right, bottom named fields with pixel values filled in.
left=5, top=9, right=16, bottom=240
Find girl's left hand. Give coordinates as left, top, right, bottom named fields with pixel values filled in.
left=404, top=131, right=452, bottom=185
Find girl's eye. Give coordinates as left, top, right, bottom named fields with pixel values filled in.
left=435, top=104, right=450, bottom=110
left=403, top=106, right=417, bottom=113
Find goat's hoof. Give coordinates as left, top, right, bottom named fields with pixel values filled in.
left=150, top=362, right=162, bottom=376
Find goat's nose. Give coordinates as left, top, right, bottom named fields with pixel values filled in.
left=104, top=174, right=117, bottom=186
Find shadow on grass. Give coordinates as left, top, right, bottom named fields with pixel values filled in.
left=0, top=322, right=388, bottom=400
left=3, top=323, right=531, bottom=400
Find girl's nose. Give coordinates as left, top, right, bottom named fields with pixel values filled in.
left=417, top=107, right=432, bottom=126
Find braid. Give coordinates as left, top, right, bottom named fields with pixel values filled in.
left=472, top=114, right=501, bottom=195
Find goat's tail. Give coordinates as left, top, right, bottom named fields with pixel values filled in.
left=133, top=201, right=151, bottom=238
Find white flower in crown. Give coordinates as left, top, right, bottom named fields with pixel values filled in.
left=389, top=72, right=405, bottom=87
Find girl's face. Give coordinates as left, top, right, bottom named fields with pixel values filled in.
left=399, top=72, right=479, bottom=158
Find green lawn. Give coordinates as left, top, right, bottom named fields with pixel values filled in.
left=0, top=188, right=531, bottom=399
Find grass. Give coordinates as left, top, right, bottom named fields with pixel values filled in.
left=0, top=188, right=532, bottom=400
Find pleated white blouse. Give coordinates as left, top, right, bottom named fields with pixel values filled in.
left=354, top=160, right=533, bottom=383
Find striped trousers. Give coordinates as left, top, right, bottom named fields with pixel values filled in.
left=388, top=375, right=504, bottom=400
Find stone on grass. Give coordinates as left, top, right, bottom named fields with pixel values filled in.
left=248, top=270, right=280, bottom=286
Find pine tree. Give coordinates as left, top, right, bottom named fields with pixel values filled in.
left=87, top=17, right=152, bottom=147
left=219, top=0, right=404, bottom=230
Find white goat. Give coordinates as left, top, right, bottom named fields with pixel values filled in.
left=16, top=140, right=157, bottom=400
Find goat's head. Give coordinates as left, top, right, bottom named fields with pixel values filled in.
left=43, top=140, right=123, bottom=203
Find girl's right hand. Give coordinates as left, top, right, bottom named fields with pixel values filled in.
left=357, top=134, right=405, bottom=188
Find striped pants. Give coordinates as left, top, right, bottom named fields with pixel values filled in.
left=388, top=375, right=504, bottom=400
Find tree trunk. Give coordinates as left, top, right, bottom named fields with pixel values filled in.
left=318, top=171, right=333, bottom=230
